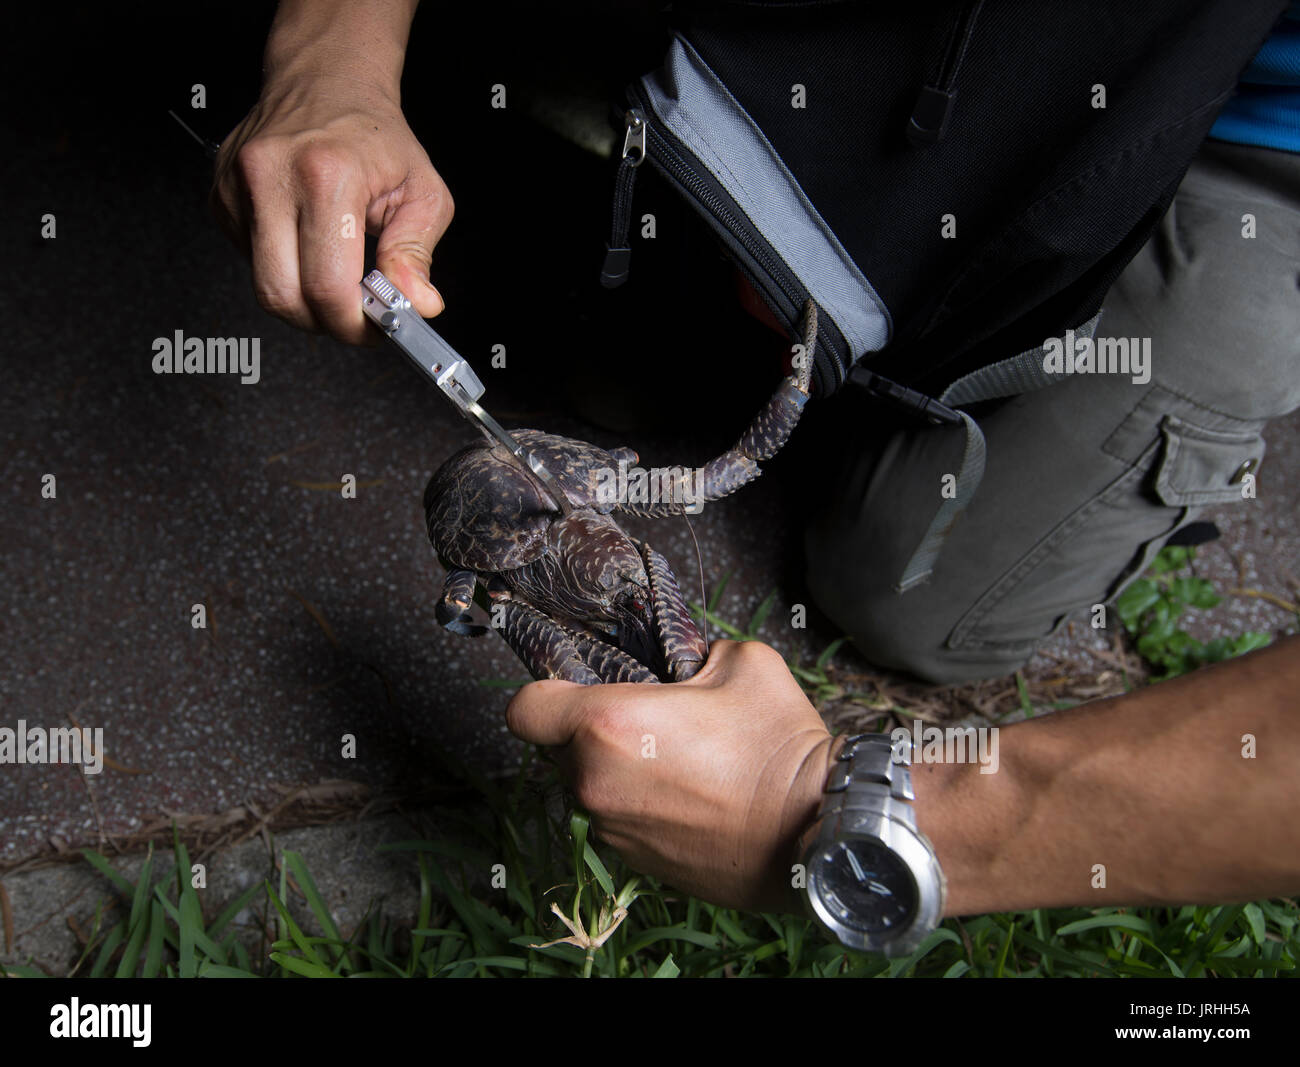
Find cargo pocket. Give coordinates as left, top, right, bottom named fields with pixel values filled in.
left=945, top=410, right=1267, bottom=655
left=1151, top=413, right=1266, bottom=508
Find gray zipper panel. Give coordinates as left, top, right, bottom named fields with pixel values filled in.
left=641, top=34, right=892, bottom=359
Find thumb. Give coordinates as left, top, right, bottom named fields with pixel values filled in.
left=374, top=193, right=451, bottom=318
left=506, top=679, right=590, bottom=748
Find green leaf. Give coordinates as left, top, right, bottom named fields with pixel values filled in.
left=208, top=882, right=263, bottom=940
left=651, top=954, right=680, bottom=978
left=887, top=927, right=961, bottom=977
left=1232, top=632, right=1273, bottom=655
left=710, top=909, right=759, bottom=948
left=269, top=952, right=339, bottom=978
left=89, top=922, right=125, bottom=978
left=751, top=938, right=788, bottom=963
left=583, top=842, right=616, bottom=898
left=1184, top=905, right=1244, bottom=975
left=412, top=853, right=433, bottom=978
left=815, top=636, right=849, bottom=671
left=435, top=954, right=560, bottom=976
left=1014, top=930, right=1117, bottom=977
left=622, top=924, right=722, bottom=957
left=707, top=570, right=731, bottom=613
left=569, top=810, right=591, bottom=910
left=1116, top=579, right=1160, bottom=626
left=141, top=900, right=166, bottom=979
left=1186, top=578, right=1221, bottom=609
left=114, top=911, right=149, bottom=979
left=176, top=899, right=203, bottom=976
left=114, top=849, right=155, bottom=977
left=79, top=849, right=135, bottom=896
left=127, top=849, right=154, bottom=930
left=1015, top=672, right=1034, bottom=718
left=745, top=590, right=779, bottom=639
left=1055, top=913, right=1154, bottom=938
left=197, top=962, right=257, bottom=978
left=284, top=850, right=341, bottom=951
left=264, top=882, right=325, bottom=967
left=421, top=855, right=513, bottom=952
left=993, top=922, right=1015, bottom=977
left=1151, top=546, right=1190, bottom=573
left=151, top=888, right=225, bottom=966
left=232, top=939, right=252, bottom=974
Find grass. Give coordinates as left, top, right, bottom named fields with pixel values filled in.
left=1116, top=545, right=1273, bottom=680
left=4, top=550, right=1295, bottom=978
left=8, top=809, right=1296, bottom=978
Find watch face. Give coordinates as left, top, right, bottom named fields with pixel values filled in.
left=816, top=840, right=917, bottom=935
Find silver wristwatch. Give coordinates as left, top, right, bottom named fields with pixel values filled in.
left=801, top=733, right=946, bottom=956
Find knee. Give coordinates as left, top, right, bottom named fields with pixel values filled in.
left=805, top=544, right=1032, bottom=686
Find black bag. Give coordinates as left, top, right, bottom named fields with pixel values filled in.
left=606, top=0, right=1285, bottom=391
left=601, top=0, right=1286, bottom=587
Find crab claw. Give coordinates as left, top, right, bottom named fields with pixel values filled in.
left=437, top=568, right=488, bottom=637
left=436, top=602, right=488, bottom=637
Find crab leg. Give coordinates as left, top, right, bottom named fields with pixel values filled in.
left=640, top=542, right=707, bottom=681
left=624, top=300, right=818, bottom=516
left=495, top=597, right=659, bottom=685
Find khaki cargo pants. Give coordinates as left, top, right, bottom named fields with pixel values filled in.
left=805, top=140, right=1300, bottom=684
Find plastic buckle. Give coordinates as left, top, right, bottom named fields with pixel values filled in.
left=847, top=366, right=963, bottom=426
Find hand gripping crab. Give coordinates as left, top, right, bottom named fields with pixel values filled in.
left=424, top=303, right=818, bottom=684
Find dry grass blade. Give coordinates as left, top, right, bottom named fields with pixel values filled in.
left=287, top=589, right=341, bottom=649
left=1228, top=587, right=1299, bottom=615
left=265, top=440, right=320, bottom=465
left=288, top=479, right=386, bottom=491
left=67, top=714, right=145, bottom=775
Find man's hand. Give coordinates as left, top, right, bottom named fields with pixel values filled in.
left=508, top=629, right=1300, bottom=923
left=211, top=0, right=449, bottom=344
left=507, top=640, right=838, bottom=913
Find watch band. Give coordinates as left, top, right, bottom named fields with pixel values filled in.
left=824, top=732, right=917, bottom=826
left=802, top=732, right=947, bottom=956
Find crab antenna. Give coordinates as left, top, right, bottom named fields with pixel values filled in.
left=681, top=513, right=709, bottom=661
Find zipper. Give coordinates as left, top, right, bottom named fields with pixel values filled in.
left=601, top=98, right=852, bottom=390
left=599, top=110, right=647, bottom=288
left=906, top=0, right=984, bottom=146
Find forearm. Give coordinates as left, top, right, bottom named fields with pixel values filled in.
left=263, top=0, right=421, bottom=98
left=914, top=635, right=1300, bottom=915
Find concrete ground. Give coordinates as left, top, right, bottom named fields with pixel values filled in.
left=2, top=3, right=1296, bottom=975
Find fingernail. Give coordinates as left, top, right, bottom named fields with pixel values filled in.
left=426, top=281, right=445, bottom=315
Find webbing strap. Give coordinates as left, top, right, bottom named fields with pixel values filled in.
left=894, top=313, right=1101, bottom=592
left=895, top=409, right=986, bottom=591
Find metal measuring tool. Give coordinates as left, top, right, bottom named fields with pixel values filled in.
left=360, top=269, right=572, bottom=515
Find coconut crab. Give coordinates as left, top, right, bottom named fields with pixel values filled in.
left=424, top=303, right=818, bottom=684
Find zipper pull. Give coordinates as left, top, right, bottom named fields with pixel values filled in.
left=600, top=109, right=647, bottom=288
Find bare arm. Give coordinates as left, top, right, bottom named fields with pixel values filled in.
left=212, top=0, right=451, bottom=343
left=507, top=635, right=1300, bottom=916
left=261, top=0, right=420, bottom=90
left=915, top=633, right=1300, bottom=915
